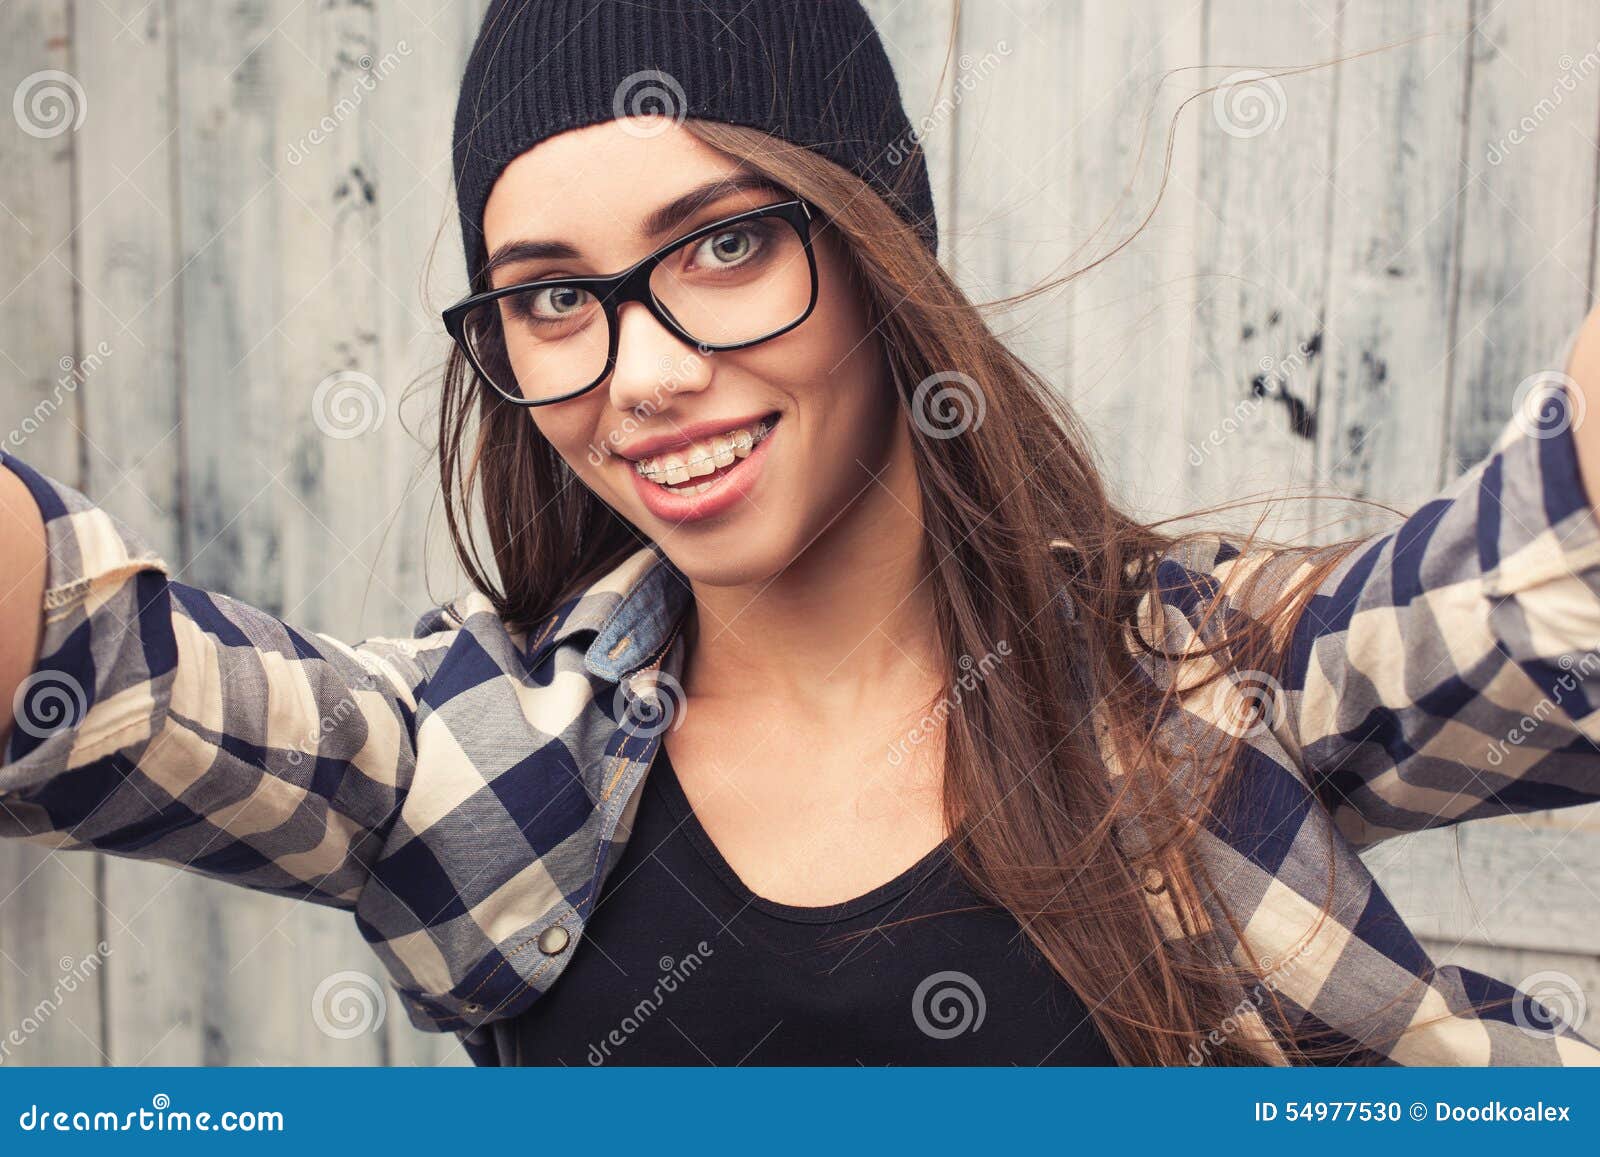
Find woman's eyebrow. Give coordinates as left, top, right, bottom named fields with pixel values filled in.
left=482, top=171, right=789, bottom=279
left=638, top=171, right=787, bottom=239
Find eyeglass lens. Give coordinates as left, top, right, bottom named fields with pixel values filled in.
left=461, top=210, right=813, bottom=402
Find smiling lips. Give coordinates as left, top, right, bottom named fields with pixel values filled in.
left=632, top=416, right=778, bottom=494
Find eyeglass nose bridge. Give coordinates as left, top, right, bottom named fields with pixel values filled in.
left=598, top=257, right=702, bottom=359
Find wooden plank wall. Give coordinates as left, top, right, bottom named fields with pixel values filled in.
left=1, top=0, right=1597, bottom=1063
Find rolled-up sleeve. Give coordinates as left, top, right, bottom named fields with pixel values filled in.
left=1263, top=373, right=1600, bottom=848
left=0, top=449, right=439, bottom=907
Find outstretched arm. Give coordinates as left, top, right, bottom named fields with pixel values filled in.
left=0, top=449, right=443, bottom=910
left=1150, top=316, right=1600, bottom=850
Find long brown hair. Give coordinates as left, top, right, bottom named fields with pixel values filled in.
left=432, top=70, right=1462, bottom=1060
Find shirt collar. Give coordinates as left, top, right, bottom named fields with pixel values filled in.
left=528, top=543, right=693, bottom=681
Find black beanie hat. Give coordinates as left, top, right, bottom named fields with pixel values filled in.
left=450, top=0, right=938, bottom=289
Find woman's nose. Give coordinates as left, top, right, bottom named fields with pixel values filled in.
left=606, top=300, right=713, bottom=414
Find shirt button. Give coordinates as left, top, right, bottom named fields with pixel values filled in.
left=1141, top=867, right=1167, bottom=894
left=538, top=925, right=571, bottom=955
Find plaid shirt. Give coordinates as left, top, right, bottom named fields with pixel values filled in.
left=4, top=377, right=1600, bottom=1067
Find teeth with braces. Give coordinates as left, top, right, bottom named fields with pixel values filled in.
left=634, top=417, right=776, bottom=491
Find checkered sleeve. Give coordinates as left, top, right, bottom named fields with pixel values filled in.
left=0, top=449, right=438, bottom=908
left=1263, top=375, right=1600, bottom=849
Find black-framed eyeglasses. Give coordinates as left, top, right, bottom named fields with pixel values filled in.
left=443, top=198, right=821, bottom=406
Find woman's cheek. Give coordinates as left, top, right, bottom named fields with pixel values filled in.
left=529, top=411, right=597, bottom=474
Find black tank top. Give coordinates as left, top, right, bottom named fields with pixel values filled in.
left=499, top=741, right=1118, bottom=1065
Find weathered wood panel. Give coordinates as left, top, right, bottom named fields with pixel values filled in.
left=1056, top=2, right=1204, bottom=521
left=1, top=0, right=1598, bottom=1066
left=1185, top=0, right=1341, bottom=540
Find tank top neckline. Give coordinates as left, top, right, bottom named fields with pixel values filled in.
left=650, top=740, right=953, bottom=926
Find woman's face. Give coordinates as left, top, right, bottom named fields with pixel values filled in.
left=480, top=119, right=901, bottom=588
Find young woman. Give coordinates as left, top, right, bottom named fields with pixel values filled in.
left=4, top=0, right=1600, bottom=1067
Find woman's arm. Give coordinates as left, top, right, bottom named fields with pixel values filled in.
left=0, top=463, right=46, bottom=754
left=1564, top=301, right=1600, bottom=504
left=1157, top=319, right=1600, bottom=851
left=0, top=449, right=449, bottom=907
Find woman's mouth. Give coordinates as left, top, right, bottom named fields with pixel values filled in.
left=625, top=412, right=781, bottom=524
left=632, top=415, right=778, bottom=493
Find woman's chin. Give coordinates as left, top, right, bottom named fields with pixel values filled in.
left=658, top=545, right=787, bottom=591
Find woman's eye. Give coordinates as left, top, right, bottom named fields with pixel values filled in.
left=690, top=226, right=760, bottom=269
left=516, top=285, right=591, bottom=321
